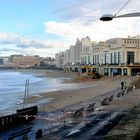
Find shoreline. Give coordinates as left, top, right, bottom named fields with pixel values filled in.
left=1, top=69, right=138, bottom=113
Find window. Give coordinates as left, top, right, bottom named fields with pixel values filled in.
left=94, top=54, right=99, bottom=65
left=88, top=56, right=90, bottom=64
left=106, top=53, right=109, bottom=64
left=112, top=53, right=114, bottom=64
left=114, top=52, right=117, bottom=64
left=95, top=54, right=99, bottom=64
left=127, top=51, right=134, bottom=64
left=81, top=57, right=83, bottom=64
left=97, top=54, right=99, bottom=64
left=95, top=55, right=96, bottom=64
left=93, top=55, right=94, bottom=65
left=85, top=56, right=87, bottom=64
left=104, top=53, right=109, bottom=64
left=118, top=52, right=121, bottom=64
left=110, top=53, right=112, bottom=64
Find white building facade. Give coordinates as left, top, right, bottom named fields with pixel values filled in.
left=55, top=52, right=64, bottom=68
left=55, top=35, right=140, bottom=75
left=92, top=36, right=140, bottom=76
left=80, top=36, right=93, bottom=65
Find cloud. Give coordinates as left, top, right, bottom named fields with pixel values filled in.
left=44, top=0, right=140, bottom=42
left=44, top=16, right=140, bottom=42
left=1, top=0, right=140, bottom=57
left=0, top=32, right=49, bottom=48
left=52, top=0, right=101, bottom=23
left=0, top=32, right=70, bottom=57
left=52, top=0, right=140, bottom=23
left=0, top=44, right=65, bottom=58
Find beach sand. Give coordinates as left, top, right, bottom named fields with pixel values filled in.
left=26, top=70, right=139, bottom=112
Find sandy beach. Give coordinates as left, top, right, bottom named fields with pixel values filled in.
left=26, top=70, right=139, bottom=112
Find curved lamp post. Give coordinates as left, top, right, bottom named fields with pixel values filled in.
left=100, top=0, right=140, bottom=21
left=100, top=12, right=140, bottom=21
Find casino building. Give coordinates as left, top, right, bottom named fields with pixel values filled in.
left=91, top=35, right=140, bottom=76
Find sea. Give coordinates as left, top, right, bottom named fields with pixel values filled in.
left=0, top=70, right=95, bottom=115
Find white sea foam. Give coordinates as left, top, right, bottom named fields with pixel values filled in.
left=16, top=99, right=23, bottom=105
left=33, top=95, right=42, bottom=98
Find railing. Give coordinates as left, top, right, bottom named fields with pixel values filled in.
left=0, top=106, right=38, bottom=131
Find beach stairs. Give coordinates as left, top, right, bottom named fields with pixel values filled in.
left=108, top=95, right=114, bottom=102
left=72, top=107, right=84, bottom=118
left=116, top=91, right=124, bottom=97
left=86, top=103, right=95, bottom=113
left=101, top=95, right=114, bottom=106
left=100, top=97, right=110, bottom=106
left=116, top=86, right=133, bottom=98
left=71, top=102, right=96, bottom=118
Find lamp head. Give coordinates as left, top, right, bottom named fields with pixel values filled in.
left=100, top=14, right=114, bottom=21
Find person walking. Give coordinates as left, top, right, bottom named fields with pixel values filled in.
left=124, top=81, right=127, bottom=90
left=121, top=81, right=124, bottom=90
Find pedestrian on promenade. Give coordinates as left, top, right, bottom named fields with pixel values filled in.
left=124, top=81, right=127, bottom=90
left=121, top=81, right=124, bottom=90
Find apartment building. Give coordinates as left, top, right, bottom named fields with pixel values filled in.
left=60, top=39, right=82, bottom=68
left=80, top=36, right=92, bottom=65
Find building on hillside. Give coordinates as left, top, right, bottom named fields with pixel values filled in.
left=39, top=57, right=54, bottom=66
left=10, top=55, right=41, bottom=68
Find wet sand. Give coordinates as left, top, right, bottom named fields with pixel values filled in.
left=26, top=70, right=138, bottom=112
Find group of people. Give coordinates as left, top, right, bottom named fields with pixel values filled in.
left=121, top=81, right=127, bottom=90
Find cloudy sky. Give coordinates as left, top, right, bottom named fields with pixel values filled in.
left=0, top=0, right=140, bottom=57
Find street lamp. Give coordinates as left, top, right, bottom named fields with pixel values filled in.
left=100, top=12, right=140, bottom=21
left=100, top=0, right=140, bottom=21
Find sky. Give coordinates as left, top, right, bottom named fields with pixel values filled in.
left=0, top=0, right=140, bottom=57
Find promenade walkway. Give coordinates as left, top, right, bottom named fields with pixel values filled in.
left=105, top=89, right=140, bottom=140
left=38, top=87, right=140, bottom=140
